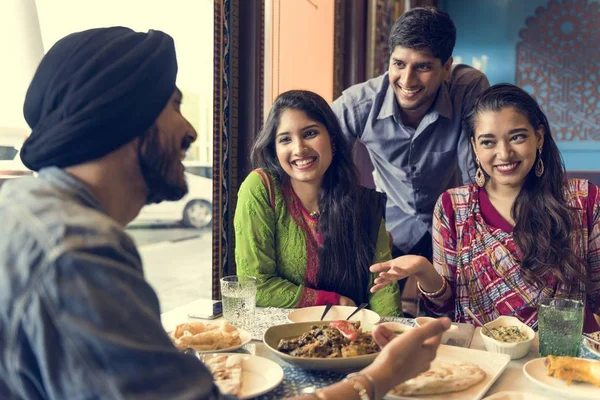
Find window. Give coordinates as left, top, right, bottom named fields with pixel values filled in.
left=3, top=0, right=218, bottom=312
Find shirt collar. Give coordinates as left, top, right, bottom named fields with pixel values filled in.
left=38, top=167, right=105, bottom=212
left=377, top=79, right=454, bottom=123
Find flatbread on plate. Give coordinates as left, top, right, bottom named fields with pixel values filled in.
left=390, top=361, right=486, bottom=396
left=201, top=354, right=243, bottom=396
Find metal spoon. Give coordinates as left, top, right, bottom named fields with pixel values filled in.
left=346, top=303, right=368, bottom=320
left=583, top=333, right=600, bottom=347
left=464, top=307, right=500, bottom=340
left=320, top=302, right=334, bottom=321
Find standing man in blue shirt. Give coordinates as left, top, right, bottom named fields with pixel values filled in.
left=332, top=7, right=489, bottom=266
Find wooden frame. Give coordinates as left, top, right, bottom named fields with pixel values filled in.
left=212, top=0, right=239, bottom=299
left=366, top=0, right=405, bottom=79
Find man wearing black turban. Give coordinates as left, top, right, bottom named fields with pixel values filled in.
left=0, top=27, right=229, bottom=399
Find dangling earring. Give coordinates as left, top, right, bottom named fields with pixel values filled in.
left=331, top=142, right=336, bottom=156
left=475, top=157, right=485, bottom=187
left=535, top=147, right=544, bottom=177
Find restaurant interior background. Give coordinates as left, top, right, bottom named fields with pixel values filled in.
left=0, top=0, right=598, bottom=313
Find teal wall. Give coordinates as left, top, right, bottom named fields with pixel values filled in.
left=441, top=0, right=600, bottom=171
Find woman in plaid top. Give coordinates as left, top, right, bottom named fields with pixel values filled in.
left=371, top=84, right=600, bottom=333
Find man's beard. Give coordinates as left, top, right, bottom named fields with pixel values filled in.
left=138, top=125, right=188, bottom=204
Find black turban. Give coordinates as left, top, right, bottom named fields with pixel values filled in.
left=20, top=27, right=177, bottom=171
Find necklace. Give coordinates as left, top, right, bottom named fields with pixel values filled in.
left=309, top=211, right=320, bottom=218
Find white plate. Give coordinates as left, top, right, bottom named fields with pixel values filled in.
left=523, top=357, right=600, bottom=399
left=482, top=391, right=551, bottom=400
left=201, top=352, right=283, bottom=399
left=264, top=321, right=379, bottom=371
left=287, top=305, right=380, bottom=327
left=384, top=345, right=510, bottom=400
left=169, top=328, right=252, bottom=354
left=583, top=331, right=600, bottom=357
left=195, top=328, right=252, bottom=354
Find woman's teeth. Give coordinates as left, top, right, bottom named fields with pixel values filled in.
left=496, top=162, right=519, bottom=172
left=293, top=158, right=315, bottom=167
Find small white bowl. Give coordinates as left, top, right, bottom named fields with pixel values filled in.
left=480, top=316, right=535, bottom=360
left=377, top=321, right=414, bottom=336
left=414, top=316, right=459, bottom=344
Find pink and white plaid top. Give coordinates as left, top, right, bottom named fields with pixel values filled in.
left=426, top=178, right=600, bottom=333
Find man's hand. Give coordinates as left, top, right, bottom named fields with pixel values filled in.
left=365, top=318, right=451, bottom=395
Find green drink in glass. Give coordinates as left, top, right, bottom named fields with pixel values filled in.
left=538, top=298, right=584, bottom=357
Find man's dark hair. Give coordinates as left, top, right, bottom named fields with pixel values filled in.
left=388, top=7, right=456, bottom=64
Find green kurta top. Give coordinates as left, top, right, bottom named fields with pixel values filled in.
left=234, top=170, right=402, bottom=317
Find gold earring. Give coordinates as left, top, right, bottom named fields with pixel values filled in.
left=535, top=147, right=544, bottom=177
left=475, top=157, right=485, bottom=187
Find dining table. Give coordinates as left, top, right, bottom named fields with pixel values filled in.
left=161, top=300, right=600, bottom=399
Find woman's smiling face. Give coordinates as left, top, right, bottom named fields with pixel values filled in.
left=472, top=107, right=543, bottom=189
left=274, top=108, right=333, bottom=186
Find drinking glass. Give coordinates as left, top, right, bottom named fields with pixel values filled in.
left=538, top=298, right=584, bottom=357
left=220, top=275, right=257, bottom=330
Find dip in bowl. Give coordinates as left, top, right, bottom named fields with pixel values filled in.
left=480, top=316, right=535, bottom=360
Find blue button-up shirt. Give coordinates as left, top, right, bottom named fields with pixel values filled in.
left=0, top=168, right=230, bottom=399
left=332, top=65, right=489, bottom=252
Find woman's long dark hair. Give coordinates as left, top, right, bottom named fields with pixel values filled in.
left=464, top=84, right=589, bottom=290
left=251, top=90, right=374, bottom=304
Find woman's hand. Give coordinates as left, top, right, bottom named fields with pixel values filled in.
left=364, top=318, right=451, bottom=396
left=339, top=295, right=356, bottom=307
left=369, top=255, right=434, bottom=293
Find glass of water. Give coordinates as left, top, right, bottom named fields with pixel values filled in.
left=220, top=275, right=257, bottom=330
left=538, top=298, right=584, bottom=357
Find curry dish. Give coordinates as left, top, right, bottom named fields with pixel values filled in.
left=277, top=321, right=379, bottom=358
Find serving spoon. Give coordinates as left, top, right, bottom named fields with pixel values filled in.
left=464, top=307, right=500, bottom=341
left=346, top=303, right=368, bottom=320
left=320, top=302, right=334, bottom=321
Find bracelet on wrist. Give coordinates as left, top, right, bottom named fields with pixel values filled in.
left=346, top=372, right=376, bottom=400
left=302, top=388, right=327, bottom=399
left=417, top=274, right=447, bottom=299
left=343, top=374, right=371, bottom=400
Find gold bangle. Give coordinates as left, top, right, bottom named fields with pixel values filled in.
left=343, top=376, right=371, bottom=400
left=417, top=275, right=447, bottom=298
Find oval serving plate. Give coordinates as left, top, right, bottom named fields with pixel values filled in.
left=263, top=321, right=379, bottom=371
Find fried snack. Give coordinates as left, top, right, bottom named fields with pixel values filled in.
left=170, top=320, right=242, bottom=351
left=545, top=355, right=600, bottom=387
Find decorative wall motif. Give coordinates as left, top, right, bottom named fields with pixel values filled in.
left=213, top=0, right=238, bottom=299
left=516, top=0, right=600, bottom=141
left=366, top=0, right=401, bottom=79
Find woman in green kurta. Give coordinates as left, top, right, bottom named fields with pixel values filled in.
left=234, top=90, right=402, bottom=317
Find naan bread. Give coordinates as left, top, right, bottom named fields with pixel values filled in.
left=391, top=362, right=486, bottom=396
left=202, top=354, right=243, bottom=396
